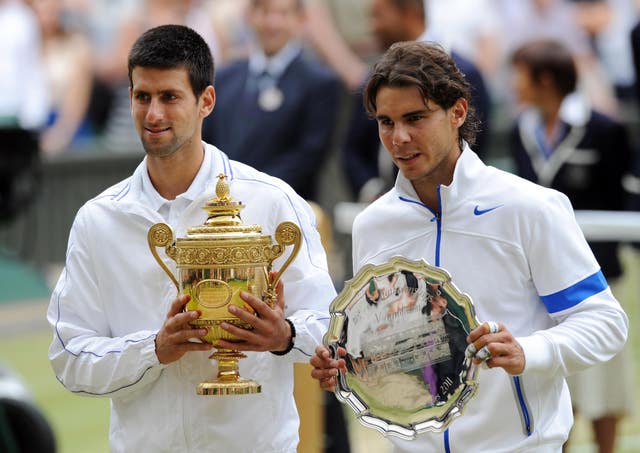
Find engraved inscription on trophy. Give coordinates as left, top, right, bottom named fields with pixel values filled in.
left=194, top=279, right=233, bottom=309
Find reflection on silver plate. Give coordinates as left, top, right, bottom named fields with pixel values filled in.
left=323, top=256, right=481, bottom=439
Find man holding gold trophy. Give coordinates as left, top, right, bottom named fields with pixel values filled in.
left=47, top=25, right=336, bottom=452
left=311, top=42, right=629, bottom=452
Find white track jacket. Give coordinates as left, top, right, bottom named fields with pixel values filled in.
left=47, top=143, right=336, bottom=452
left=352, top=145, right=628, bottom=453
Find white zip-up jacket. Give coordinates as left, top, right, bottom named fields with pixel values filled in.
left=47, top=143, right=336, bottom=453
left=352, top=145, right=628, bottom=453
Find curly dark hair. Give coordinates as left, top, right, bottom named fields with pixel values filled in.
left=363, top=41, right=481, bottom=147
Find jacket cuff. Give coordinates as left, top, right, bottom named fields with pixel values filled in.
left=517, top=333, right=556, bottom=374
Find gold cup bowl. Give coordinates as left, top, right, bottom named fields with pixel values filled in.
left=148, top=174, right=301, bottom=395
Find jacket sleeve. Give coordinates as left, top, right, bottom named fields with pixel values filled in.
left=269, top=191, right=337, bottom=362
left=516, top=192, right=628, bottom=376
left=47, top=206, right=167, bottom=398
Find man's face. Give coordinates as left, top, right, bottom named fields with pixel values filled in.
left=249, top=0, right=303, bottom=56
left=512, top=63, right=540, bottom=107
left=375, top=85, right=465, bottom=188
left=129, top=67, right=213, bottom=158
left=370, top=0, right=409, bottom=49
left=430, top=295, right=447, bottom=315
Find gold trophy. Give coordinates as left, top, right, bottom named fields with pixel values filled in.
left=148, top=174, right=301, bottom=396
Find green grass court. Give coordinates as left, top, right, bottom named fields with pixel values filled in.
left=1, top=247, right=639, bottom=452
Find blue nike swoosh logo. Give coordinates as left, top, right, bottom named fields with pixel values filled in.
left=474, top=204, right=504, bottom=216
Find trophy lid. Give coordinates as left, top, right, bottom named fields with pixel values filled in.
left=185, top=174, right=264, bottom=240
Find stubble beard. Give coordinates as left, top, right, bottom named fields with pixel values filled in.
left=142, top=135, right=186, bottom=159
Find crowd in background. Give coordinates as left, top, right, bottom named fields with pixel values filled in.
left=2, top=1, right=640, bottom=451
left=2, top=0, right=639, bottom=163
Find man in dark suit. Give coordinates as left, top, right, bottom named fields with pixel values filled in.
left=342, top=0, right=491, bottom=202
left=508, top=39, right=633, bottom=453
left=202, top=0, right=341, bottom=201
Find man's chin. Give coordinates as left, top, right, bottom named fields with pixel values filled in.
left=142, top=142, right=177, bottom=158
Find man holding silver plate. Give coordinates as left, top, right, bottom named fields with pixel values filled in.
left=310, top=42, right=628, bottom=452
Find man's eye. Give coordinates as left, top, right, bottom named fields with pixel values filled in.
left=135, top=93, right=149, bottom=101
left=408, top=115, right=423, bottom=122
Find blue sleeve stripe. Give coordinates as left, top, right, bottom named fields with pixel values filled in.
left=540, top=270, right=608, bottom=313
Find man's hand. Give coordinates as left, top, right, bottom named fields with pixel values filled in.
left=310, top=345, right=347, bottom=391
left=217, top=279, right=292, bottom=353
left=466, top=321, right=525, bottom=375
left=155, top=295, right=214, bottom=364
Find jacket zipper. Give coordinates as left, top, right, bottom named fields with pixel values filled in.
left=440, top=182, right=532, bottom=451
left=513, top=376, right=533, bottom=436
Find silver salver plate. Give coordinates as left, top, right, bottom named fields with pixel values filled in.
left=323, top=256, right=481, bottom=439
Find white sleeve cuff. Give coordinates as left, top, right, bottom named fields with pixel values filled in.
left=517, top=333, right=556, bottom=375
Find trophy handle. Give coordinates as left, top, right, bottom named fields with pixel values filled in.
left=147, top=222, right=179, bottom=292
left=268, top=221, right=302, bottom=291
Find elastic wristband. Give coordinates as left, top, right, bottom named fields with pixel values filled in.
left=270, top=318, right=296, bottom=356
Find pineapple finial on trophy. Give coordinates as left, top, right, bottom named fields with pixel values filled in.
left=215, top=173, right=232, bottom=202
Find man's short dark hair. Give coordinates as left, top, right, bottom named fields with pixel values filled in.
left=511, top=39, right=577, bottom=98
left=363, top=41, right=481, bottom=147
left=128, top=24, right=214, bottom=98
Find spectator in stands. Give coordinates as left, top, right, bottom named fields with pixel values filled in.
left=508, top=39, right=633, bottom=453
left=202, top=0, right=341, bottom=202
left=0, top=0, right=48, bottom=221
left=342, top=0, right=491, bottom=202
left=496, top=0, right=619, bottom=117
left=27, top=0, right=94, bottom=155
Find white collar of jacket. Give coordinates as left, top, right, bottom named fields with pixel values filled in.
left=519, top=91, right=591, bottom=135
left=248, top=40, right=302, bottom=80
left=394, top=141, right=483, bottom=206
left=107, top=142, right=233, bottom=218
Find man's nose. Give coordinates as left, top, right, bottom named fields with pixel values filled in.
left=392, top=124, right=411, bottom=146
left=146, top=98, right=164, bottom=122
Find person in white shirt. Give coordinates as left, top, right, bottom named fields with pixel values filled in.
left=310, top=41, right=628, bottom=453
left=47, top=24, right=336, bottom=453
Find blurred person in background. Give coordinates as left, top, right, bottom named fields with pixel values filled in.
left=508, top=39, right=634, bottom=453
left=570, top=0, right=638, bottom=103
left=202, top=0, right=341, bottom=202
left=0, top=0, right=48, bottom=221
left=304, top=0, right=374, bottom=91
left=496, top=0, right=619, bottom=118
left=93, top=0, right=220, bottom=154
left=342, top=0, right=491, bottom=203
left=27, top=0, right=94, bottom=155
left=425, top=0, right=503, bottom=88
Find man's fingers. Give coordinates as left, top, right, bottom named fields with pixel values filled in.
left=166, top=309, right=201, bottom=333
left=167, top=294, right=191, bottom=318
left=467, top=321, right=502, bottom=343
left=237, top=291, right=273, bottom=320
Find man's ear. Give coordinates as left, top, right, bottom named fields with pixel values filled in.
left=450, top=98, right=468, bottom=128
left=200, top=85, right=216, bottom=118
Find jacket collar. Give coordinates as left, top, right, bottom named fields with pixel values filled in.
left=248, top=40, right=302, bottom=80
left=519, top=91, right=591, bottom=136
left=395, top=142, right=484, bottom=206
left=112, top=142, right=232, bottom=218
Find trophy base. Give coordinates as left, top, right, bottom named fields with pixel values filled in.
left=197, top=378, right=261, bottom=396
